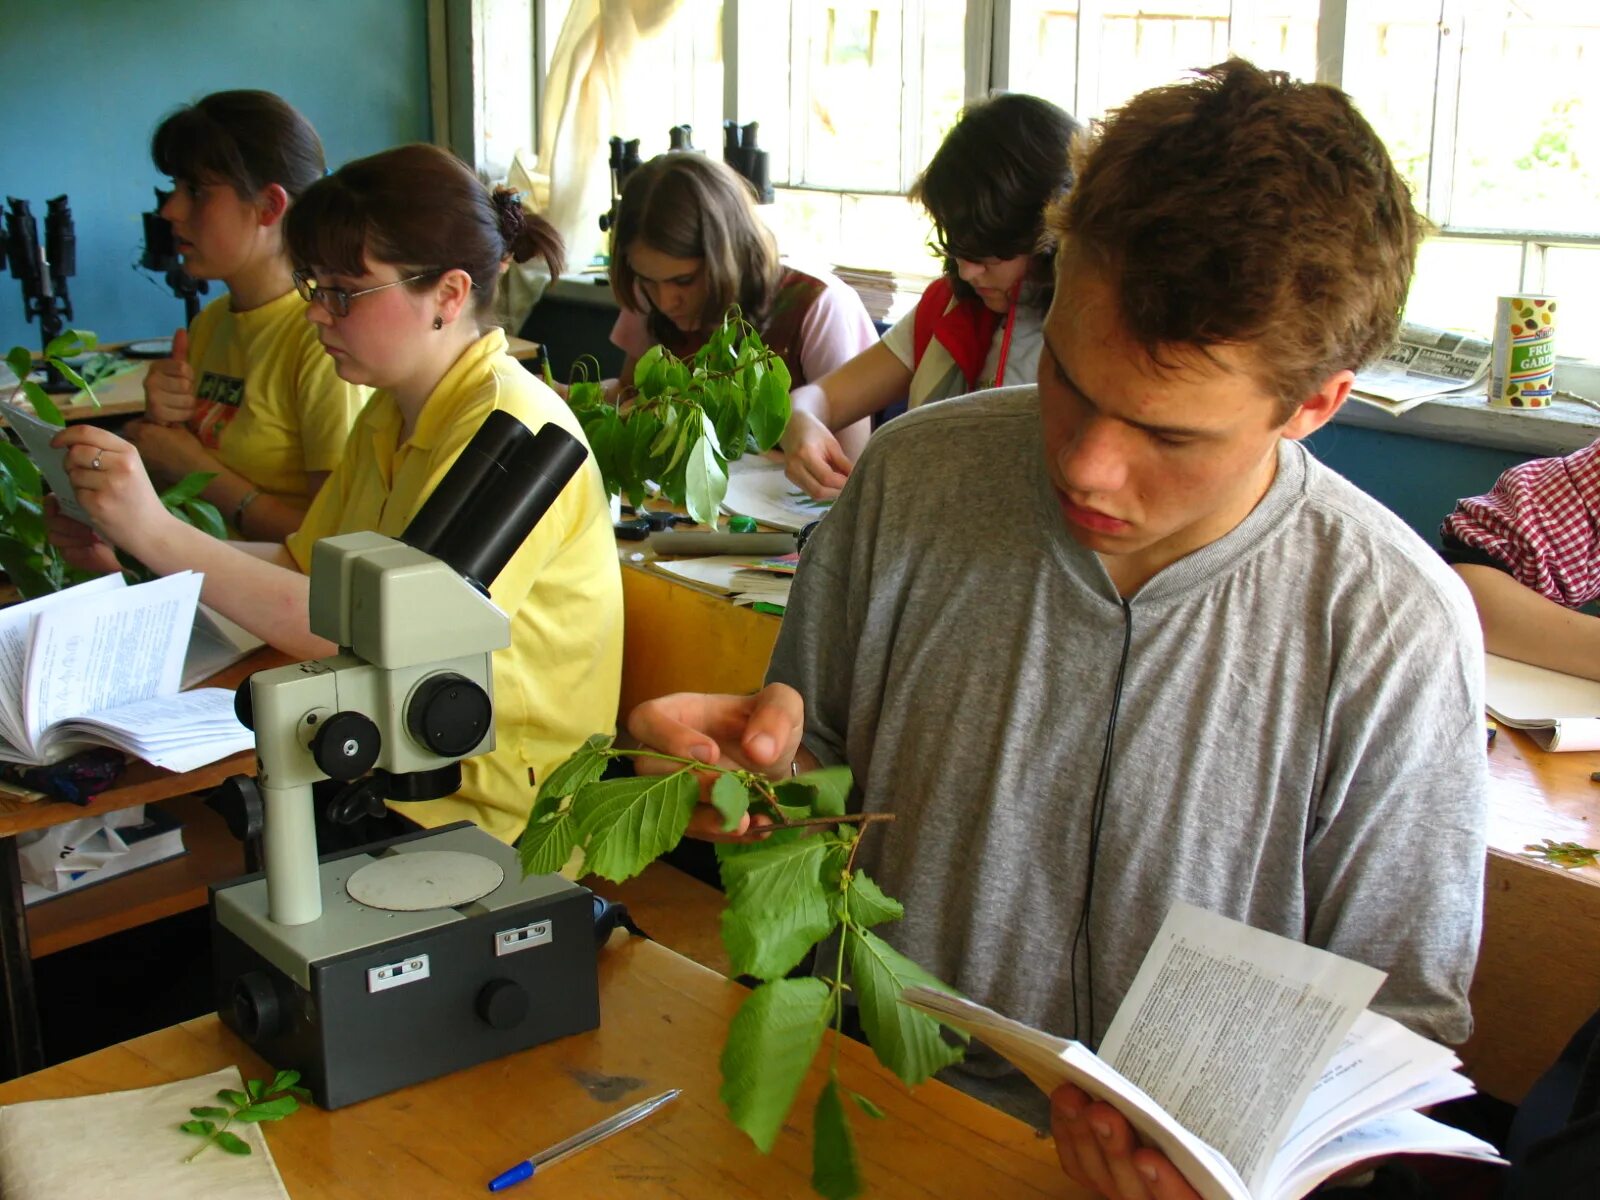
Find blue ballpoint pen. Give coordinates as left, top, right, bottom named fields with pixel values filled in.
left=486, top=1088, right=681, bottom=1191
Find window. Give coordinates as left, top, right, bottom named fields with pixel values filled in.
left=488, top=1, right=1600, bottom=360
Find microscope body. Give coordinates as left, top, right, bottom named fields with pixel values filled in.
left=211, top=528, right=599, bottom=1109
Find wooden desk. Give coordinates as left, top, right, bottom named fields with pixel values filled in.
left=0, top=648, right=283, bottom=1077
left=0, top=936, right=1080, bottom=1198
left=1458, top=727, right=1600, bottom=1102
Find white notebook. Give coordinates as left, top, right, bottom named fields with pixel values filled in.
left=1484, top=653, right=1600, bottom=751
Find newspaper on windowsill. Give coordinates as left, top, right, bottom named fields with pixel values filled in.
left=1350, top=323, right=1493, bottom=415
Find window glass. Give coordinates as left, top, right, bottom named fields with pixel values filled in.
left=1340, top=1, right=1446, bottom=206
left=1542, top=245, right=1600, bottom=363
left=1402, top=237, right=1524, bottom=337
left=1450, top=2, right=1600, bottom=233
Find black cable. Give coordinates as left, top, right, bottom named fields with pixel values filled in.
left=1070, top=598, right=1134, bottom=1044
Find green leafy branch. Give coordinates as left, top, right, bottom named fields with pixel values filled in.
left=563, top=307, right=791, bottom=528
left=517, top=735, right=965, bottom=1200
left=178, top=1069, right=310, bottom=1162
left=1523, top=838, right=1600, bottom=870
left=1, top=329, right=226, bottom=594
left=4, top=329, right=100, bottom=426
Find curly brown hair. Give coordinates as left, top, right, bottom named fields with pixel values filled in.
left=1049, top=59, right=1424, bottom=419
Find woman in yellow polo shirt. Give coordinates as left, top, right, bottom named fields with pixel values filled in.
left=47, top=145, right=623, bottom=845
left=124, top=90, right=368, bottom=541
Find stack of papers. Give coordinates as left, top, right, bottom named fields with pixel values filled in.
left=649, top=554, right=796, bottom=610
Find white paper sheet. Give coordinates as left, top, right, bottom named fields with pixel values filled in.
left=0, top=397, right=91, bottom=522
left=721, top=455, right=835, bottom=532
left=1484, top=653, right=1600, bottom=751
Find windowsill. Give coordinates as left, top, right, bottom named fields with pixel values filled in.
left=1334, top=360, right=1600, bottom=456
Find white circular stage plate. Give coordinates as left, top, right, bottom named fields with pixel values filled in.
left=346, top=851, right=505, bottom=911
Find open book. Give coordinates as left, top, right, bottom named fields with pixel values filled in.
left=0, top=573, right=253, bottom=772
left=1484, top=652, right=1600, bottom=751
left=900, top=904, right=1503, bottom=1200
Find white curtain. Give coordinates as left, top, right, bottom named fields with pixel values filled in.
left=496, top=0, right=684, bottom=334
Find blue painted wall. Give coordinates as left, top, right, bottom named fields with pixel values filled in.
left=0, top=0, right=430, bottom=352
left=1303, top=424, right=1533, bottom=548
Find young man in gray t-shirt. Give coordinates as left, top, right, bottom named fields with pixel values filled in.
left=629, top=60, right=1487, bottom=1200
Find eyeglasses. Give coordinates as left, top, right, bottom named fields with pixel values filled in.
left=292, top=269, right=443, bottom=318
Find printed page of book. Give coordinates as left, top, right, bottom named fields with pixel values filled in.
left=0, top=398, right=92, bottom=523
left=897, top=986, right=1253, bottom=1200
left=0, top=574, right=127, bottom=757
left=53, top=688, right=253, bottom=772
left=1262, top=1010, right=1471, bottom=1195
left=22, top=572, right=201, bottom=749
left=1097, top=903, right=1384, bottom=1196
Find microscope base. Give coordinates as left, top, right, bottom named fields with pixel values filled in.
left=210, top=823, right=599, bottom=1109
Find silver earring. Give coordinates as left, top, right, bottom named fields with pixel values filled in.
left=432, top=315, right=444, bottom=330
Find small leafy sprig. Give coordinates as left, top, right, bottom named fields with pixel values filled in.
left=178, top=1069, right=310, bottom=1162
left=1523, top=838, right=1600, bottom=869
left=563, top=308, right=791, bottom=528
left=517, top=736, right=964, bottom=1200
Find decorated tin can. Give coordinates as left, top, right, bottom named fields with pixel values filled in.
left=1489, top=295, right=1557, bottom=409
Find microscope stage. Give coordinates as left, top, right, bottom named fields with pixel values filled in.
left=346, top=849, right=505, bottom=911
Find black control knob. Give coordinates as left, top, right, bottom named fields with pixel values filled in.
left=233, top=675, right=255, bottom=730
left=407, top=673, right=492, bottom=758
left=310, top=711, right=382, bottom=781
left=476, top=978, right=529, bottom=1031
left=232, top=971, right=288, bottom=1043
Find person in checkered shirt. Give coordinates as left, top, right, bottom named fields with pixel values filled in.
left=1440, top=439, right=1600, bottom=680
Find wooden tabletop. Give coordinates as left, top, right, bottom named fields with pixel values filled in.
left=0, top=936, right=1080, bottom=1198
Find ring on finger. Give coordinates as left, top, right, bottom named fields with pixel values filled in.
left=91, top=452, right=104, bottom=471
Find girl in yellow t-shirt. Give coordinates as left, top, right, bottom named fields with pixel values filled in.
left=47, top=145, right=623, bottom=845
left=123, top=90, right=368, bottom=542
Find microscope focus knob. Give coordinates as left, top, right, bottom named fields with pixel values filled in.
left=232, top=971, right=289, bottom=1043
left=233, top=676, right=255, bottom=730
left=311, top=712, right=382, bottom=781
left=476, top=978, right=529, bottom=1031
left=408, top=673, right=492, bottom=758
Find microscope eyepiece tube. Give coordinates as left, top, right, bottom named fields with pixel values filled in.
left=401, top=410, right=588, bottom=593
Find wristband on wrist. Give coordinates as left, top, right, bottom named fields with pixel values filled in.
left=233, top=489, right=261, bottom=531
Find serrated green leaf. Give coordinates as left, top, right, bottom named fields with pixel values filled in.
left=217, top=1088, right=250, bottom=1107
left=751, top=367, right=791, bottom=452
left=20, top=381, right=63, bottom=426
left=179, top=1119, right=215, bottom=1136
left=849, top=929, right=966, bottom=1086
left=518, top=809, right=581, bottom=876
left=5, top=346, right=32, bottom=381
left=574, top=771, right=698, bottom=882
left=189, top=1106, right=228, bottom=1120
left=48, top=357, right=92, bottom=401
left=711, top=771, right=753, bottom=833
left=812, top=1078, right=862, bottom=1199
left=719, top=977, right=832, bottom=1153
left=792, top=766, right=852, bottom=818
left=849, top=1090, right=885, bottom=1119
left=45, top=329, right=95, bottom=358
left=213, top=1130, right=252, bottom=1155
left=684, top=431, right=727, bottom=528
left=532, top=733, right=613, bottom=819
left=160, top=470, right=217, bottom=506
left=719, top=838, right=834, bottom=980
left=235, top=1096, right=299, bottom=1122
left=840, top=869, right=903, bottom=930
